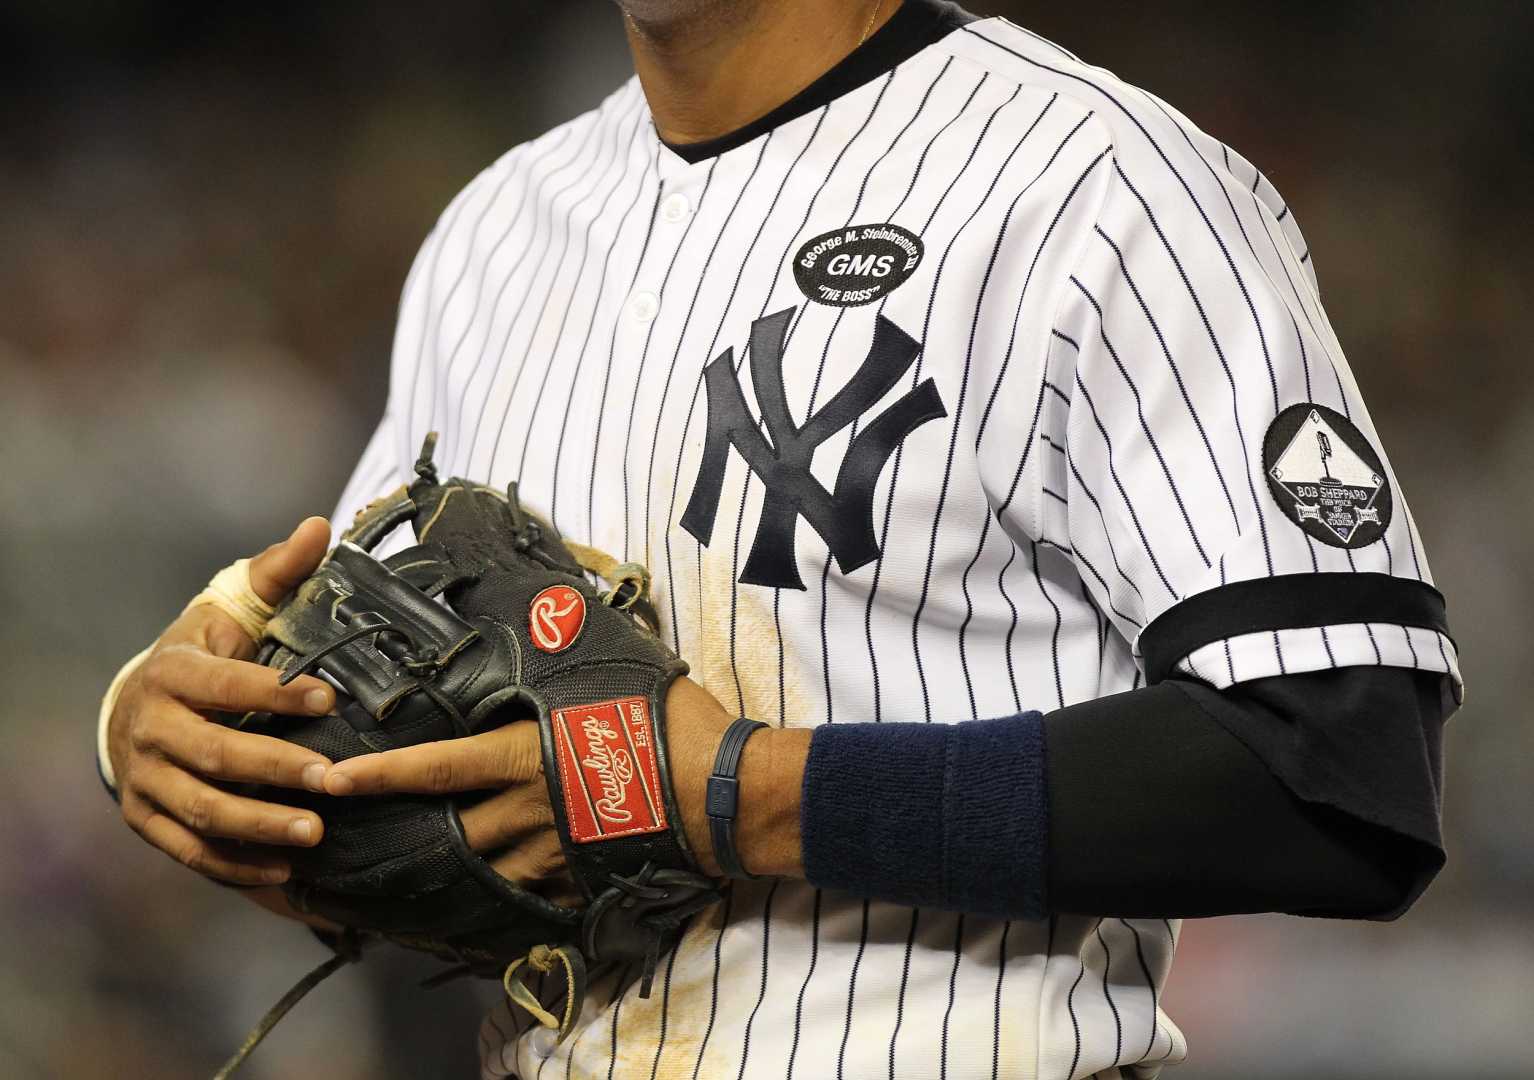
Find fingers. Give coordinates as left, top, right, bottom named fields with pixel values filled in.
left=324, top=722, right=542, bottom=796
left=134, top=759, right=324, bottom=847
left=459, top=786, right=556, bottom=851
left=123, top=796, right=292, bottom=886
left=487, top=834, right=582, bottom=905
left=143, top=646, right=335, bottom=717
left=135, top=700, right=331, bottom=790
left=248, top=516, right=332, bottom=606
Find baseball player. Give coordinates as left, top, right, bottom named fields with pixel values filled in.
left=100, top=1, right=1460, bottom=1077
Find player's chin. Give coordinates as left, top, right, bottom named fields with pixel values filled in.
left=615, top=0, right=748, bottom=30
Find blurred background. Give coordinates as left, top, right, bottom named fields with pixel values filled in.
left=1, top=1, right=1528, bottom=1077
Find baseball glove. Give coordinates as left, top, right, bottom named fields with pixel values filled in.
left=217, top=434, right=720, bottom=1068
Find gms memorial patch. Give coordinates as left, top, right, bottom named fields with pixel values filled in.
left=1263, top=403, right=1392, bottom=549
left=793, top=223, right=923, bottom=307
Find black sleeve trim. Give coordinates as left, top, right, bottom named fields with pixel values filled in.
left=1139, top=573, right=1452, bottom=685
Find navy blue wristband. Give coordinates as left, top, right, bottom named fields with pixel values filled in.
left=799, top=713, right=1048, bottom=920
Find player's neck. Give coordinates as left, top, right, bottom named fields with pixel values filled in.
left=624, top=0, right=898, bottom=146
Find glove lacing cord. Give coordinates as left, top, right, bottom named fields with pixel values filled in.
left=563, top=538, right=652, bottom=613
left=212, top=930, right=365, bottom=1080
left=609, top=871, right=674, bottom=1000
left=276, top=612, right=474, bottom=738
left=497, top=863, right=702, bottom=1039
left=605, top=862, right=719, bottom=998
left=501, top=944, right=587, bottom=1043
left=275, top=612, right=391, bottom=686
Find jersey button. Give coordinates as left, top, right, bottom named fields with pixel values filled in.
left=660, top=192, right=691, bottom=223
left=527, top=1025, right=559, bottom=1059
left=629, top=290, right=659, bottom=323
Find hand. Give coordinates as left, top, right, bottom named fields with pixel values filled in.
left=108, top=518, right=340, bottom=887
left=321, top=677, right=763, bottom=891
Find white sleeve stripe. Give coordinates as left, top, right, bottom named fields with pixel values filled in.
left=1089, top=226, right=1244, bottom=534
left=1180, top=624, right=1461, bottom=692
left=1103, top=161, right=1277, bottom=576
left=1069, top=274, right=1215, bottom=571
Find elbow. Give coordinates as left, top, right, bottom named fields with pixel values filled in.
left=1289, top=811, right=1446, bottom=922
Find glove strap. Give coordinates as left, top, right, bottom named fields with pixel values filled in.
left=706, top=718, right=769, bottom=880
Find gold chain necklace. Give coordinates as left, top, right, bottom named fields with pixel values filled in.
left=858, top=0, right=883, bottom=47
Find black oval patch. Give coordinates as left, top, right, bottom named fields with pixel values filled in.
left=792, top=223, right=924, bottom=308
left=1263, top=403, right=1392, bottom=549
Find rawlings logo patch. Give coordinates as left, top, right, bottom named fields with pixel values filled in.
left=551, top=697, right=667, bottom=843
left=529, top=585, right=585, bottom=653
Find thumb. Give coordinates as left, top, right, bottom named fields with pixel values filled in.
left=249, top=516, right=332, bottom=606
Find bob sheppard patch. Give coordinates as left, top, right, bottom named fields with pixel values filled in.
left=1263, top=404, right=1392, bottom=549
left=793, top=223, right=923, bottom=307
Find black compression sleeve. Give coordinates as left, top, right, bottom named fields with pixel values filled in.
left=1045, top=666, right=1449, bottom=920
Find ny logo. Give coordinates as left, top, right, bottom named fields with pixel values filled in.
left=680, top=307, right=947, bottom=590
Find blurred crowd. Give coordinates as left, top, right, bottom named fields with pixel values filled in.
left=1, top=2, right=1529, bottom=1077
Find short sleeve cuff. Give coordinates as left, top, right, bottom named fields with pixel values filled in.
left=1138, top=573, right=1461, bottom=701
left=1180, top=624, right=1461, bottom=702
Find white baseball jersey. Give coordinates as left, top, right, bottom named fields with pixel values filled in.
left=330, top=15, right=1461, bottom=1080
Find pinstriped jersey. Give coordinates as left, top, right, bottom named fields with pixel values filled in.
left=329, top=15, right=1460, bottom=1080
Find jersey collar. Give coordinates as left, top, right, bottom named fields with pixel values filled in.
left=651, top=0, right=977, bottom=168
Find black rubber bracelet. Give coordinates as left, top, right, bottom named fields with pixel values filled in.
left=706, top=718, right=769, bottom=880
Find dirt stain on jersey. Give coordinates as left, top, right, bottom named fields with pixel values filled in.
left=687, top=544, right=816, bottom=728
left=597, top=898, right=733, bottom=1080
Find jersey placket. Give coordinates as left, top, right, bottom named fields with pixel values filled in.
left=599, top=143, right=713, bottom=585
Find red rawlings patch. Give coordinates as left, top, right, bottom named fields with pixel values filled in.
left=528, top=585, right=586, bottom=653
left=551, top=696, right=668, bottom=844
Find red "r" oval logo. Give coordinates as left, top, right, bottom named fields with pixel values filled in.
left=529, top=585, right=586, bottom=653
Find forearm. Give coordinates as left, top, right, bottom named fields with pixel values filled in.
left=1044, top=670, right=1443, bottom=919
left=711, top=666, right=1445, bottom=921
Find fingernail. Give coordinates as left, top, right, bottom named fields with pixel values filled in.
left=265, top=866, right=290, bottom=884
left=288, top=819, right=314, bottom=844
left=301, top=763, right=327, bottom=792
left=325, top=772, right=355, bottom=796
left=305, top=688, right=332, bottom=713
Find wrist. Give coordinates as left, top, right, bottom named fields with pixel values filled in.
left=733, top=725, right=811, bottom=878
left=666, top=678, right=810, bottom=880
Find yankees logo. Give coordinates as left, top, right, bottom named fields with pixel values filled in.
left=528, top=584, right=586, bottom=652
left=681, top=307, right=947, bottom=590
